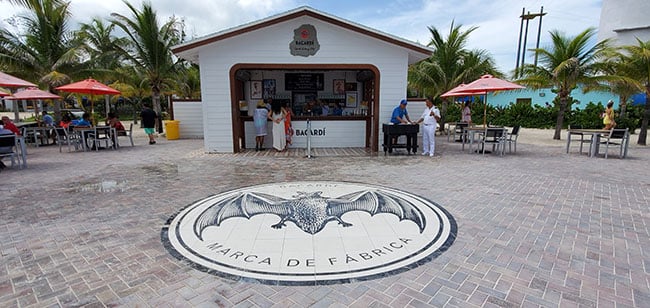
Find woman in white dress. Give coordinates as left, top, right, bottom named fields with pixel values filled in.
left=267, top=99, right=286, bottom=151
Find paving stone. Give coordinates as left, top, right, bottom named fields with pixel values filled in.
left=1, top=135, right=649, bottom=307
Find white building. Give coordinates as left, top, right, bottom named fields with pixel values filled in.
left=172, top=6, right=432, bottom=153
left=598, top=0, right=650, bottom=46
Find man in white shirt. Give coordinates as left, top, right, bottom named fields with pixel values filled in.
left=415, top=98, right=441, bottom=157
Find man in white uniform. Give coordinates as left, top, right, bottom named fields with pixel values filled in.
left=415, top=98, right=441, bottom=156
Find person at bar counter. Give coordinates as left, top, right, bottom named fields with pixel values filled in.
left=415, top=98, right=441, bottom=157
left=1, top=116, right=20, bottom=135
left=332, top=102, right=343, bottom=116
left=268, top=99, right=286, bottom=152
left=390, top=99, right=412, bottom=124
left=253, top=100, right=269, bottom=151
left=282, top=101, right=294, bottom=147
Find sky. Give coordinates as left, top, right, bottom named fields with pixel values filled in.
left=0, top=0, right=603, bottom=75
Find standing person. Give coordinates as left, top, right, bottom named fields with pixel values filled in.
left=282, top=101, right=294, bottom=147
left=603, top=100, right=616, bottom=130
left=390, top=99, right=411, bottom=124
left=415, top=98, right=441, bottom=157
left=253, top=101, right=269, bottom=151
left=140, top=103, right=158, bottom=144
left=268, top=99, right=286, bottom=151
left=461, top=101, right=472, bottom=124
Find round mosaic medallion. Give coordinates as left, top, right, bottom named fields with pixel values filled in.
left=162, top=181, right=456, bottom=285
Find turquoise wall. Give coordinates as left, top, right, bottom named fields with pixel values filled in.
left=457, top=88, right=620, bottom=109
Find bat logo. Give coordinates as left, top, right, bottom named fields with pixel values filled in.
left=194, top=190, right=426, bottom=239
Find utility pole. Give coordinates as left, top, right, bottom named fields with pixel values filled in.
left=514, top=7, right=546, bottom=77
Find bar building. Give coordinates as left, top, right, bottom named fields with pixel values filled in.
left=172, top=6, right=432, bottom=153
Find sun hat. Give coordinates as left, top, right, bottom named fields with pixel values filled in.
left=257, top=100, right=266, bottom=108
left=400, top=99, right=407, bottom=105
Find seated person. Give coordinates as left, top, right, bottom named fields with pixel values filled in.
left=71, top=112, right=92, bottom=127
left=0, top=125, right=14, bottom=170
left=105, top=112, right=126, bottom=133
left=332, top=102, right=343, bottom=116
left=1, top=116, right=21, bottom=135
left=41, top=111, right=54, bottom=127
left=59, top=114, right=72, bottom=129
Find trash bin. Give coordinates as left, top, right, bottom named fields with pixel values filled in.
left=165, top=120, right=180, bottom=140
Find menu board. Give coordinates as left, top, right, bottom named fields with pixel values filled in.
left=285, top=73, right=324, bottom=91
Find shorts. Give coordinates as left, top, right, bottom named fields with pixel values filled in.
left=144, top=128, right=155, bottom=135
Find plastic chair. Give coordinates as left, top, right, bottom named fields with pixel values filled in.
left=601, top=128, right=629, bottom=158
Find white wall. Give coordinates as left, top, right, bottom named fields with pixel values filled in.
left=196, top=16, right=413, bottom=152
left=598, top=0, right=650, bottom=46
left=172, top=101, right=203, bottom=139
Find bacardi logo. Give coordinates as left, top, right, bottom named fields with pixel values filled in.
left=162, top=181, right=456, bottom=285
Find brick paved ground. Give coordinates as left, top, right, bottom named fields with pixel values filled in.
left=1, top=130, right=649, bottom=307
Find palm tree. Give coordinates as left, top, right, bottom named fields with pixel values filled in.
left=518, top=28, right=611, bottom=140
left=77, top=17, right=129, bottom=79
left=0, top=0, right=84, bottom=118
left=110, top=0, right=184, bottom=126
left=618, top=39, right=650, bottom=145
left=408, top=22, right=500, bottom=131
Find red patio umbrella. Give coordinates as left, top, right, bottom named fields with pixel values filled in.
left=442, top=74, right=525, bottom=126
left=55, top=78, right=121, bottom=114
left=0, top=71, right=37, bottom=88
left=5, top=87, right=62, bottom=121
left=0, top=72, right=38, bottom=121
left=5, top=87, right=62, bottom=100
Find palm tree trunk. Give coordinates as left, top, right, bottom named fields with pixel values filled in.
left=439, top=99, right=449, bottom=133
left=637, top=90, right=649, bottom=145
left=619, top=97, right=627, bottom=119
left=152, top=89, right=163, bottom=134
left=553, top=95, right=568, bottom=140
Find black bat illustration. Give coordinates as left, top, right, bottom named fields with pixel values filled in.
left=194, top=190, right=426, bottom=239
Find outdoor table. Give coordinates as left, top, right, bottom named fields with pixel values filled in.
left=566, top=129, right=610, bottom=158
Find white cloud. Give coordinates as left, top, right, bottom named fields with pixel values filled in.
left=0, top=0, right=602, bottom=74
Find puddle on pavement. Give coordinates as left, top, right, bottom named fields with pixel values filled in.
left=76, top=180, right=130, bottom=193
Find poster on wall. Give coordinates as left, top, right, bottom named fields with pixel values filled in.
left=333, top=79, right=345, bottom=95
left=251, top=80, right=262, bottom=99
left=346, top=92, right=358, bottom=108
left=263, top=79, right=276, bottom=98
